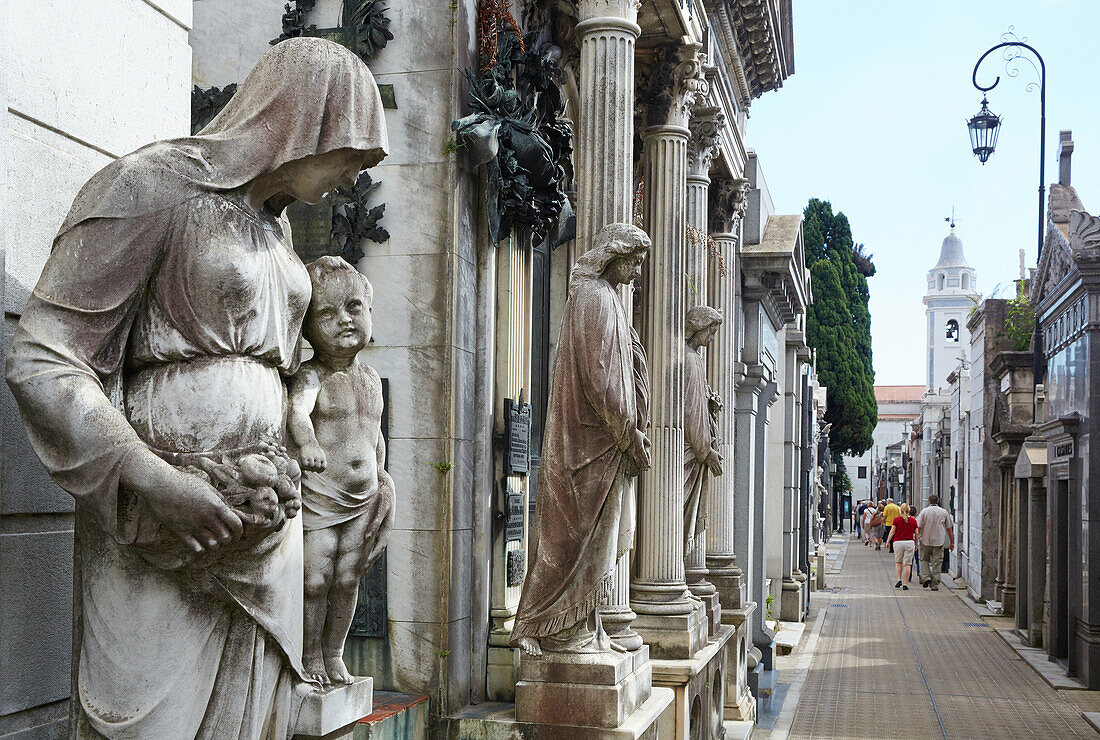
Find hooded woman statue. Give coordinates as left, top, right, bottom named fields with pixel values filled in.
left=511, top=223, right=652, bottom=656
left=6, top=38, right=387, bottom=739
left=682, top=305, right=723, bottom=557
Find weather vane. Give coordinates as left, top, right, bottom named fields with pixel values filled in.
left=945, top=207, right=960, bottom=228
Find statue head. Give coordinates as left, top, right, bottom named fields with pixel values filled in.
left=304, top=257, right=374, bottom=360
left=571, top=223, right=651, bottom=287
left=685, top=305, right=722, bottom=348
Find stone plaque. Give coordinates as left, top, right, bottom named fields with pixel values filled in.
left=504, top=491, right=524, bottom=543
left=507, top=549, right=526, bottom=587
left=1056, top=441, right=1074, bottom=459
left=348, top=378, right=390, bottom=638
left=349, top=551, right=387, bottom=638
left=378, top=84, right=397, bottom=109
left=503, top=396, right=531, bottom=476
left=311, top=26, right=357, bottom=50
left=286, top=198, right=339, bottom=262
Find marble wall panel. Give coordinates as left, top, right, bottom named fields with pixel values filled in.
left=372, top=69, right=458, bottom=168
left=346, top=618, right=443, bottom=695
left=362, top=345, right=450, bottom=439
left=444, top=616, right=473, bottom=713
left=357, top=0, right=457, bottom=77
left=453, top=347, right=477, bottom=442
left=362, top=162, right=453, bottom=258
left=454, top=255, right=477, bottom=354
left=453, top=438, right=476, bottom=532
left=386, top=437, right=449, bottom=532
left=7, top=0, right=190, bottom=157
left=0, top=531, right=73, bottom=715
left=448, top=528, right=473, bottom=623
left=361, top=252, right=450, bottom=348
left=387, top=528, right=448, bottom=623
left=3, top=116, right=112, bottom=314
left=190, top=0, right=291, bottom=86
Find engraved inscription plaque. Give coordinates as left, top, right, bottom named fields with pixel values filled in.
left=504, top=491, right=524, bottom=543
left=503, top=395, right=531, bottom=476
left=287, top=198, right=338, bottom=262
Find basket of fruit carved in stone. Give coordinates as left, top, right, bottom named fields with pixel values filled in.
left=134, top=438, right=303, bottom=571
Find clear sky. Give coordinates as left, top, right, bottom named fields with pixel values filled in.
left=745, top=1, right=1100, bottom=385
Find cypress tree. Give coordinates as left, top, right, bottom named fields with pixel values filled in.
left=803, top=198, right=877, bottom=457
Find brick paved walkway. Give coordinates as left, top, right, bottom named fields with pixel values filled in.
left=786, top=536, right=1098, bottom=739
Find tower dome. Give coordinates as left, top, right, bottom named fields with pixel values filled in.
left=933, top=226, right=971, bottom=269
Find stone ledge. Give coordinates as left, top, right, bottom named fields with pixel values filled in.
left=293, top=677, right=374, bottom=738
left=650, top=623, right=734, bottom=682
left=446, top=688, right=675, bottom=740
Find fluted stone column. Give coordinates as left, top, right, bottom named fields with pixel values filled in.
left=574, top=0, right=644, bottom=652
left=706, top=177, right=750, bottom=611
left=631, top=43, right=709, bottom=660
left=683, top=108, right=724, bottom=635
left=486, top=235, right=532, bottom=701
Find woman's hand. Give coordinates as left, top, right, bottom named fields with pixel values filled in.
left=627, top=429, right=652, bottom=474
left=124, top=455, right=244, bottom=553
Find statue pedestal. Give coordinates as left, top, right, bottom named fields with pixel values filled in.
left=292, top=677, right=374, bottom=738
left=516, top=647, right=652, bottom=729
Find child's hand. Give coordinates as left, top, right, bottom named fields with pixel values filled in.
left=299, top=444, right=327, bottom=472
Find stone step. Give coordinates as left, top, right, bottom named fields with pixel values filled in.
left=774, top=620, right=807, bottom=656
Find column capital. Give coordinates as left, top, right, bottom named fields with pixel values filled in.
left=687, top=106, right=725, bottom=178
left=641, top=43, right=708, bottom=130
left=709, top=175, right=750, bottom=234
left=577, top=0, right=641, bottom=24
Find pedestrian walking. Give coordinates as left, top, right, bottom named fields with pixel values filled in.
left=888, top=503, right=918, bottom=590
left=883, top=498, right=900, bottom=553
left=868, top=503, right=885, bottom=550
left=860, top=501, right=874, bottom=546
left=856, top=499, right=867, bottom=541
left=916, top=494, right=954, bottom=590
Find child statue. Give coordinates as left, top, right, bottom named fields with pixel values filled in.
left=288, top=256, right=395, bottom=685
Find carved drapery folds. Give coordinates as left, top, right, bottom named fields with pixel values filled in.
left=687, top=107, right=726, bottom=177
left=642, top=43, right=709, bottom=129
left=708, top=175, right=750, bottom=234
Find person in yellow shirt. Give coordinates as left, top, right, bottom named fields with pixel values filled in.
left=883, top=500, right=901, bottom=553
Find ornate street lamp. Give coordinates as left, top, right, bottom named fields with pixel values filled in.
left=966, top=96, right=1001, bottom=164
left=968, top=30, right=1046, bottom=259
left=968, top=29, right=1047, bottom=388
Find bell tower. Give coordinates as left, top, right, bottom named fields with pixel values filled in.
left=924, top=219, right=980, bottom=392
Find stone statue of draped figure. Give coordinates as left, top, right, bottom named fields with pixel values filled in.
left=512, top=223, right=652, bottom=656
left=683, top=306, right=723, bottom=557
left=6, top=38, right=387, bottom=739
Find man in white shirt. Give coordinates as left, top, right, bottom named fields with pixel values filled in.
left=915, top=494, right=954, bottom=590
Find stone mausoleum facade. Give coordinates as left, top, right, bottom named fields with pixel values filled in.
left=0, top=1, right=828, bottom=737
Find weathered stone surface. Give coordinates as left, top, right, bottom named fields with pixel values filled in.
left=512, top=224, right=651, bottom=656
left=8, top=0, right=190, bottom=156
left=293, top=677, right=374, bottom=738
left=5, top=38, right=388, bottom=737
left=291, top=257, right=395, bottom=686
left=516, top=649, right=653, bottom=729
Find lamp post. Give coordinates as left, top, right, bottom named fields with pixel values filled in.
left=967, top=34, right=1046, bottom=261
left=968, top=33, right=1047, bottom=387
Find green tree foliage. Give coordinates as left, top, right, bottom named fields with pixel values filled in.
left=803, top=199, right=877, bottom=456
left=1001, top=282, right=1035, bottom=352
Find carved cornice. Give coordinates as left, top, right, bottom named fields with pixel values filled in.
left=687, top=106, right=726, bottom=176
left=703, top=0, right=792, bottom=102
left=642, top=43, right=709, bottom=129
left=709, top=175, right=750, bottom=233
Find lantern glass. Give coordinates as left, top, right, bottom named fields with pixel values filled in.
left=967, top=96, right=1002, bottom=165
